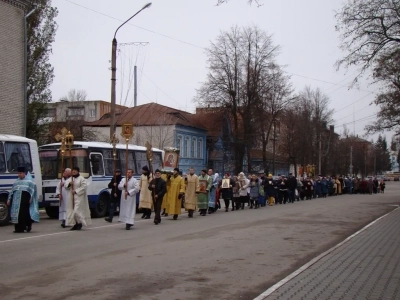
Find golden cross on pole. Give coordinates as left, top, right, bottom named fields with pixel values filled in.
left=55, top=127, right=68, bottom=207
left=120, top=124, right=133, bottom=199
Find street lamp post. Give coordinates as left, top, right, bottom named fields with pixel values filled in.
left=109, top=3, right=152, bottom=139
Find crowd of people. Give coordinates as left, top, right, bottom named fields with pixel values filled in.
left=6, top=165, right=388, bottom=233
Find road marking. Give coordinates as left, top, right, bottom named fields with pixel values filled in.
left=0, top=219, right=147, bottom=244
left=253, top=206, right=400, bottom=300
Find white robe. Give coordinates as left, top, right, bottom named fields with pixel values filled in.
left=118, top=177, right=139, bottom=225
left=56, top=177, right=70, bottom=221
left=64, top=175, right=92, bottom=227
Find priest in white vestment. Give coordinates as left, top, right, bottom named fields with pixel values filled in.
left=64, top=167, right=92, bottom=230
left=118, top=169, right=139, bottom=230
left=56, top=168, right=71, bottom=228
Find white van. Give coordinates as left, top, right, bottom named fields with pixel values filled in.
left=0, top=135, right=42, bottom=226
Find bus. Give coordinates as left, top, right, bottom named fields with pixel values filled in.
left=38, top=141, right=163, bottom=219
left=0, top=135, right=43, bottom=226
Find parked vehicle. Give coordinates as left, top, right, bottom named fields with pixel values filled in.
left=0, top=135, right=43, bottom=226
left=39, top=141, right=163, bottom=219
left=394, top=177, right=399, bottom=182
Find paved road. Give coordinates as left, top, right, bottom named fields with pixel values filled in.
left=1, top=183, right=399, bottom=300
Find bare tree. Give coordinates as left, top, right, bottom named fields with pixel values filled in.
left=196, top=25, right=282, bottom=173
left=335, top=0, right=400, bottom=82
left=253, top=64, right=294, bottom=173
left=60, top=89, right=87, bottom=102
left=216, top=0, right=263, bottom=6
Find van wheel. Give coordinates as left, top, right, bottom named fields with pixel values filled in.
left=0, top=195, right=10, bottom=226
left=91, top=193, right=108, bottom=218
left=45, top=206, right=59, bottom=219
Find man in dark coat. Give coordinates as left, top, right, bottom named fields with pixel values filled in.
left=286, top=173, right=297, bottom=203
left=105, top=169, right=122, bottom=223
left=264, top=174, right=276, bottom=206
left=149, top=169, right=167, bottom=225
left=220, top=173, right=235, bottom=212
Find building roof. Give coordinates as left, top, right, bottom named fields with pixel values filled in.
left=86, top=102, right=206, bottom=130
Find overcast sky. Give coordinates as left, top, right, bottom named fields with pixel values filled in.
left=50, top=0, right=393, bottom=141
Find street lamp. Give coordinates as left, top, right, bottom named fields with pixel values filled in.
left=109, top=3, right=152, bottom=139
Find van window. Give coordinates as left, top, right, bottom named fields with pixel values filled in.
left=4, top=142, right=32, bottom=172
left=0, top=143, right=5, bottom=172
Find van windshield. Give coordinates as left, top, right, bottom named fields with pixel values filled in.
left=39, top=149, right=89, bottom=179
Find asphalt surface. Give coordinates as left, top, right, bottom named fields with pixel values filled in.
left=0, top=183, right=399, bottom=300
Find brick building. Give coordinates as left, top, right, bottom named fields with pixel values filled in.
left=0, top=0, right=30, bottom=135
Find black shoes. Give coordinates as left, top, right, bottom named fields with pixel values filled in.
left=141, top=213, right=146, bottom=219
left=70, top=223, right=82, bottom=231
left=173, top=215, right=178, bottom=220
left=126, top=224, right=133, bottom=230
left=61, top=221, right=66, bottom=228
left=144, top=216, right=151, bottom=219
left=105, top=217, right=112, bottom=223
left=26, top=225, right=32, bottom=232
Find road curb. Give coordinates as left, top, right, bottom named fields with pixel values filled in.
left=253, top=205, right=400, bottom=300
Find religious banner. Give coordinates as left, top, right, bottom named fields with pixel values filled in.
left=221, top=178, right=230, bottom=189
left=121, top=123, right=133, bottom=140
left=199, top=180, right=207, bottom=193
left=163, top=147, right=180, bottom=172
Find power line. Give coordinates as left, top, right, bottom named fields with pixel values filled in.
left=334, top=103, right=372, bottom=123
left=63, top=0, right=205, bottom=50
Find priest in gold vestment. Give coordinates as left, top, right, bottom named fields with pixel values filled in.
left=184, top=167, right=200, bottom=218
left=166, top=168, right=185, bottom=220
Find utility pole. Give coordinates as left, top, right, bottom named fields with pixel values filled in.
left=364, top=145, right=367, bottom=177
left=134, top=65, right=138, bottom=107
left=318, top=133, right=322, bottom=175
left=272, top=119, right=276, bottom=175
left=110, top=38, right=117, bottom=139
left=349, top=145, right=353, bottom=176
left=109, top=3, right=152, bottom=140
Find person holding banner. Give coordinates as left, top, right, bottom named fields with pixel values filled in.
left=118, top=168, right=139, bottom=230
left=148, top=169, right=167, bottom=225
left=56, top=168, right=71, bottom=228
left=64, top=167, right=92, bottom=230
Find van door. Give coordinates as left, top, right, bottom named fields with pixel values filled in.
left=90, top=153, right=105, bottom=176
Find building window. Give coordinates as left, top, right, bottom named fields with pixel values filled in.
left=185, top=136, right=190, bottom=158
left=176, top=135, right=183, bottom=151
left=89, top=109, right=95, bottom=117
left=67, top=107, right=84, bottom=116
left=44, top=108, right=56, bottom=117
left=198, top=138, right=203, bottom=159
left=192, top=137, right=197, bottom=158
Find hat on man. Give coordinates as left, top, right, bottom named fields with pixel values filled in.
left=142, top=166, right=149, bottom=172
left=115, top=169, right=121, bottom=173
left=225, top=172, right=230, bottom=177
left=174, top=167, right=179, bottom=172
left=17, top=166, right=26, bottom=173
left=268, top=174, right=273, bottom=177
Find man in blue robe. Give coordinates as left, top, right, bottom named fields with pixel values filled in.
left=7, top=166, right=39, bottom=233
left=208, top=169, right=219, bottom=214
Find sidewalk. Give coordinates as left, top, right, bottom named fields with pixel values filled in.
left=255, top=206, right=400, bottom=300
